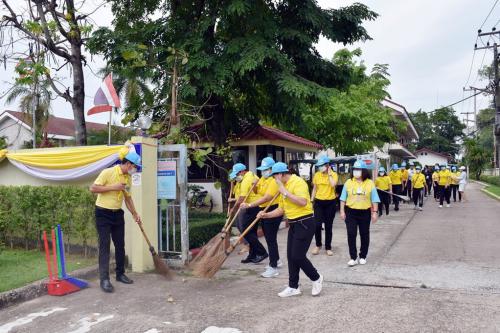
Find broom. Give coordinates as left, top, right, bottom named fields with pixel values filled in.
left=377, top=188, right=411, bottom=202
left=193, top=192, right=280, bottom=278
left=137, top=222, right=174, bottom=279
left=189, top=181, right=256, bottom=270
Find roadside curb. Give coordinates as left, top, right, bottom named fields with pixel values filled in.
left=0, top=264, right=99, bottom=310
left=481, top=188, right=500, bottom=201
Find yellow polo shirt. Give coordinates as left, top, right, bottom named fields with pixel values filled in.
left=233, top=182, right=241, bottom=198
left=411, top=173, right=426, bottom=189
left=256, top=176, right=279, bottom=207
left=94, top=165, right=131, bottom=210
left=278, top=174, right=313, bottom=219
left=438, top=170, right=451, bottom=186
left=312, top=170, right=338, bottom=200
left=401, top=169, right=409, bottom=182
left=389, top=170, right=403, bottom=185
left=341, top=178, right=379, bottom=210
left=240, top=171, right=261, bottom=203
left=375, top=176, right=392, bottom=191
left=432, top=172, right=439, bottom=182
left=451, top=171, right=460, bottom=185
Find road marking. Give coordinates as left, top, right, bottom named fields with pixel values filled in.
left=144, top=329, right=160, bottom=333
left=0, top=307, right=67, bottom=333
left=66, top=313, right=114, bottom=333
left=201, top=327, right=242, bottom=333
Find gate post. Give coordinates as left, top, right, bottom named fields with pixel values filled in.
left=124, top=136, right=158, bottom=272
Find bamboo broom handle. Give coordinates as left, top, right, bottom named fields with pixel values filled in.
left=221, top=180, right=258, bottom=232
left=377, top=188, right=409, bottom=201
left=226, top=181, right=234, bottom=217
left=227, top=192, right=280, bottom=252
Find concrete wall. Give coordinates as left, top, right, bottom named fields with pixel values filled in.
left=410, top=152, right=448, bottom=166
left=0, top=118, right=32, bottom=150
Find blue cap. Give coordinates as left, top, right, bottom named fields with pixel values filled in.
left=416, top=165, right=421, bottom=170
left=379, top=166, right=386, bottom=172
left=271, top=162, right=289, bottom=175
left=401, top=162, right=407, bottom=167
left=124, top=151, right=141, bottom=167
left=257, top=157, right=275, bottom=171
left=392, top=164, right=399, bottom=170
left=451, top=166, right=457, bottom=171
left=353, top=160, right=367, bottom=169
left=229, top=171, right=237, bottom=180
left=232, top=163, right=246, bottom=174
left=315, top=156, right=330, bottom=167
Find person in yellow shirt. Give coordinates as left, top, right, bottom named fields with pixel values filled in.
left=242, top=157, right=282, bottom=278
left=310, top=156, right=338, bottom=256
left=229, top=163, right=267, bottom=264
left=90, top=151, right=142, bottom=293
left=432, top=165, right=440, bottom=201
left=437, top=164, right=452, bottom=208
left=228, top=171, right=249, bottom=255
left=340, top=160, right=380, bottom=267
left=375, top=166, right=392, bottom=216
left=401, top=162, right=410, bottom=200
left=450, top=166, right=460, bottom=202
left=410, top=165, right=428, bottom=211
left=389, top=164, right=402, bottom=211
left=258, top=162, right=323, bottom=298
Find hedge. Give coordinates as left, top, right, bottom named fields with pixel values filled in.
left=479, top=175, right=500, bottom=187
left=0, top=186, right=96, bottom=255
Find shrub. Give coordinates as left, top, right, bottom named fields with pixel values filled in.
left=480, top=175, right=500, bottom=187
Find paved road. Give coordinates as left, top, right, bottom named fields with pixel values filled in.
left=1, top=182, right=500, bottom=333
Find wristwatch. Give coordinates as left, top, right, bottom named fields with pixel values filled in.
left=283, top=192, right=288, bottom=199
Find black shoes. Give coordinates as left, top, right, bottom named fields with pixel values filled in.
left=252, top=253, right=269, bottom=264
left=241, top=256, right=256, bottom=264
left=116, top=274, right=134, bottom=284
left=100, top=279, right=114, bottom=293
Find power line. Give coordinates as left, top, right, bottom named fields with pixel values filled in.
left=479, top=0, right=499, bottom=31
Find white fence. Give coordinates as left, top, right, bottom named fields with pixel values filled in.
left=483, top=168, right=500, bottom=177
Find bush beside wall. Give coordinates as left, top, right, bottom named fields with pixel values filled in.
left=480, top=175, right=500, bottom=187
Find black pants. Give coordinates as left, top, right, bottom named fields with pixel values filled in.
left=438, top=185, right=451, bottom=205
left=287, top=215, right=319, bottom=289
left=392, top=184, right=402, bottom=210
left=412, top=188, right=424, bottom=207
left=313, top=199, right=336, bottom=250
left=451, top=185, right=459, bottom=202
left=377, top=190, right=390, bottom=216
left=261, top=205, right=281, bottom=268
left=95, top=207, right=126, bottom=281
left=433, top=182, right=439, bottom=200
left=405, top=182, right=411, bottom=199
left=345, top=207, right=371, bottom=260
left=425, top=181, right=433, bottom=196
left=239, top=206, right=267, bottom=258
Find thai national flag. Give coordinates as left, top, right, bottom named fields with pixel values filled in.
left=87, top=74, right=121, bottom=115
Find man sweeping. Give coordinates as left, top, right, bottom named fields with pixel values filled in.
left=90, top=151, right=142, bottom=293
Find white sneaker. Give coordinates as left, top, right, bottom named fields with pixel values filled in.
left=312, top=274, right=323, bottom=296
left=261, top=267, right=279, bottom=278
left=419, top=207, right=423, bottom=211
left=414, top=205, right=417, bottom=210
left=277, top=259, right=283, bottom=268
left=446, top=204, right=450, bottom=208
left=359, top=258, right=367, bottom=265
left=439, top=205, right=443, bottom=208
left=347, top=259, right=358, bottom=267
left=278, top=286, right=301, bottom=298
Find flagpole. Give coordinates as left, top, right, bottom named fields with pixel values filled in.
left=108, top=107, right=113, bottom=145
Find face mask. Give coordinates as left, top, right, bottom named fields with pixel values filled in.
left=416, top=170, right=421, bottom=173
left=236, top=175, right=243, bottom=182
left=319, top=166, right=327, bottom=173
left=379, top=172, right=384, bottom=176
left=353, top=170, right=362, bottom=179
left=129, top=167, right=137, bottom=175
left=441, top=167, right=445, bottom=171
left=262, top=170, right=272, bottom=178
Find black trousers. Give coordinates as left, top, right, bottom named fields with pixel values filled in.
left=313, top=199, right=336, bottom=250
left=412, top=188, right=424, bottom=207
left=451, top=185, right=459, bottom=202
left=392, top=184, right=402, bottom=210
left=377, top=190, right=390, bottom=216
left=239, top=206, right=267, bottom=258
left=405, top=181, right=412, bottom=199
left=261, top=205, right=281, bottom=268
left=438, top=185, right=451, bottom=205
left=433, top=182, right=439, bottom=199
left=345, top=207, right=371, bottom=260
left=425, top=180, right=433, bottom=196
left=287, top=215, right=319, bottom=289
left=95, top=207, right=126, bottom=281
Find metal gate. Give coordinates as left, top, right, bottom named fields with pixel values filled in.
left=157, top=144, right=189, bottom=264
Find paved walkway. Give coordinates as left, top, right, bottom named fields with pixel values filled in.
left=1, top=182, right=500, bottom=333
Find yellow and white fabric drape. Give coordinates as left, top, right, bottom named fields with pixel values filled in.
left=0, top=145, right=133, bottom=181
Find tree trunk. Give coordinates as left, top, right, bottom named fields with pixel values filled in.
left=71, top=46, right=87, bottom=145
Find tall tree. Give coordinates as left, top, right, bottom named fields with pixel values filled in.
left=410, top=107, right=465, bottom=157
left=1, top=0, right=98, bottom=145
left=89, top=0, right=377, bottom=187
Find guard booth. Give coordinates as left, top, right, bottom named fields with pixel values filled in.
left=157, top=144, right=189, bottom=265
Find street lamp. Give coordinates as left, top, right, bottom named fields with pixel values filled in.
left=136, top=115, right=152, bottom=137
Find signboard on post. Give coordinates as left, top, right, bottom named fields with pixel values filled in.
left=158, top=160, right=177, bottom=199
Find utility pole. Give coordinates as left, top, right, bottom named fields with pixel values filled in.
left=460, top=111, right=475, bottom=136
left=463, top=87, right=479, bottom=133
left=475, top=30, right=500, bottom=169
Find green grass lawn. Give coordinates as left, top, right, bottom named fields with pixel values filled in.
left=485, top=184, right=500, bottom=197
left=0, top=249, right=96, bottom=292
